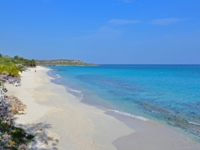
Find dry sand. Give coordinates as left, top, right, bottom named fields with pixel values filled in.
left=5, top=66, right=200, bottom=150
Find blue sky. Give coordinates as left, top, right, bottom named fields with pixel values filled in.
left=0, top=0, right=200, bottom=64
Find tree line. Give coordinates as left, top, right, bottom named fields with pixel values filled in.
left=0, top=54, right=36, bottom=77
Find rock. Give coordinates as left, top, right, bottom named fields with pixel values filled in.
left=0, top=95, right=26, bottom=126
left=5, top=95, right=26, bottom=113
left=0, top=89, right=30, bottom=149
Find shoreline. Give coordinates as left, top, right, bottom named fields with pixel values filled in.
left=6, top=66, right=200, bottom=149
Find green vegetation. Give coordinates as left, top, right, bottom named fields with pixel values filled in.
left=0, top=54, right=36, bottom=77
left=36, top=59, right=95, bottom=66
left=0, top=53, right=36, bottom=149
left=0, top=120, right=34, bottom=149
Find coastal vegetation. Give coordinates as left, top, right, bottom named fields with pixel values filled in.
left=0, top=53, right=35, bottom=149
left=36, top=59, right=95, bottom=66
left=0, top=86, right=34, bottom=149
left=0, top=54, right=36, bottom=77
left=0, top=120, right=34, bottom=149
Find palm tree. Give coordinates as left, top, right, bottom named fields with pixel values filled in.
left=5, top=64, right=21, bottom=77
left=1, top=56, right=12, bottom=66
left=15, top=65, right=26, bottom=73
left=0, top=64, right=7, bottom=74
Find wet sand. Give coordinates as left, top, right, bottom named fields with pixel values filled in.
left=109, top=112, right=200, bottom=150
left=5, top=66, right=200, bottom=150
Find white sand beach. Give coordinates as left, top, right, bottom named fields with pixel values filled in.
left=5, top=66, right=200, bottom=150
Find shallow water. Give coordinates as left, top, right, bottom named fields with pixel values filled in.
left=48, top=65, right=200, bottom=140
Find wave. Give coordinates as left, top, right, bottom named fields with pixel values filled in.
left=108, top=109, right=148, bottom=121
left=188, top=121, right=200, bottom=126
left=56, top=74, right=61, bottom=78
left=66, top=87, right=84, bottom=100
left=68, top=88, right=82, bottom=94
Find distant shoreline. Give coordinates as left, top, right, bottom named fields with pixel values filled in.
left=35, top=59, right=96, bottom=66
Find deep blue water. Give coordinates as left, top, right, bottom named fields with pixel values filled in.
left=48, top=65, right=200, bottom=140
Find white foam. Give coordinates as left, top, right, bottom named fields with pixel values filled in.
left=56, top=74, right=61, bottom=78
left=69, top=89, right=82, bottom=94
left=108, top=109, right=148, bottom=121
left=188, top=121, right=200, bottom=126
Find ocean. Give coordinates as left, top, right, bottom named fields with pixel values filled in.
left=47, top=65, right=200, bottom=141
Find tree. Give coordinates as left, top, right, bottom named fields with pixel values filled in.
left=5, top=64, right=21, bottom=77
left=0, top=64, right=6, bottom=74
left=31, top=59, right=36, bottom=67
left=14, top=55, right=19, bottom=60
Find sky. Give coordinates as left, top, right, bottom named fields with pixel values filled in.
left=0, top=0, right=200, bottom=64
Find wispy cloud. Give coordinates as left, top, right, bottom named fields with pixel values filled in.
left=108, top=19, right=141, bottom=25
left=71, top=26, right=122, bottom=41
left=122, top=0, right=134, bottom=3
left=70, top=19, right=141, bottom=41
left=150, top=18, right=185, bottom=25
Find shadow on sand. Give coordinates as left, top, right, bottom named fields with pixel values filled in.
left=16, top=122, right=59, bottom=150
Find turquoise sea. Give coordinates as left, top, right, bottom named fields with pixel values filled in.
left=48, top=65, right=200, bottom=140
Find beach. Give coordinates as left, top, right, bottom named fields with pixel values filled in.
left=5, top=66, right=200, bottom=150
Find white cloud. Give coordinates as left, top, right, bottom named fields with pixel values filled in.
left=108, top=19, right=141, bottom=25
left=150, top=18, right=185, bottom=25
